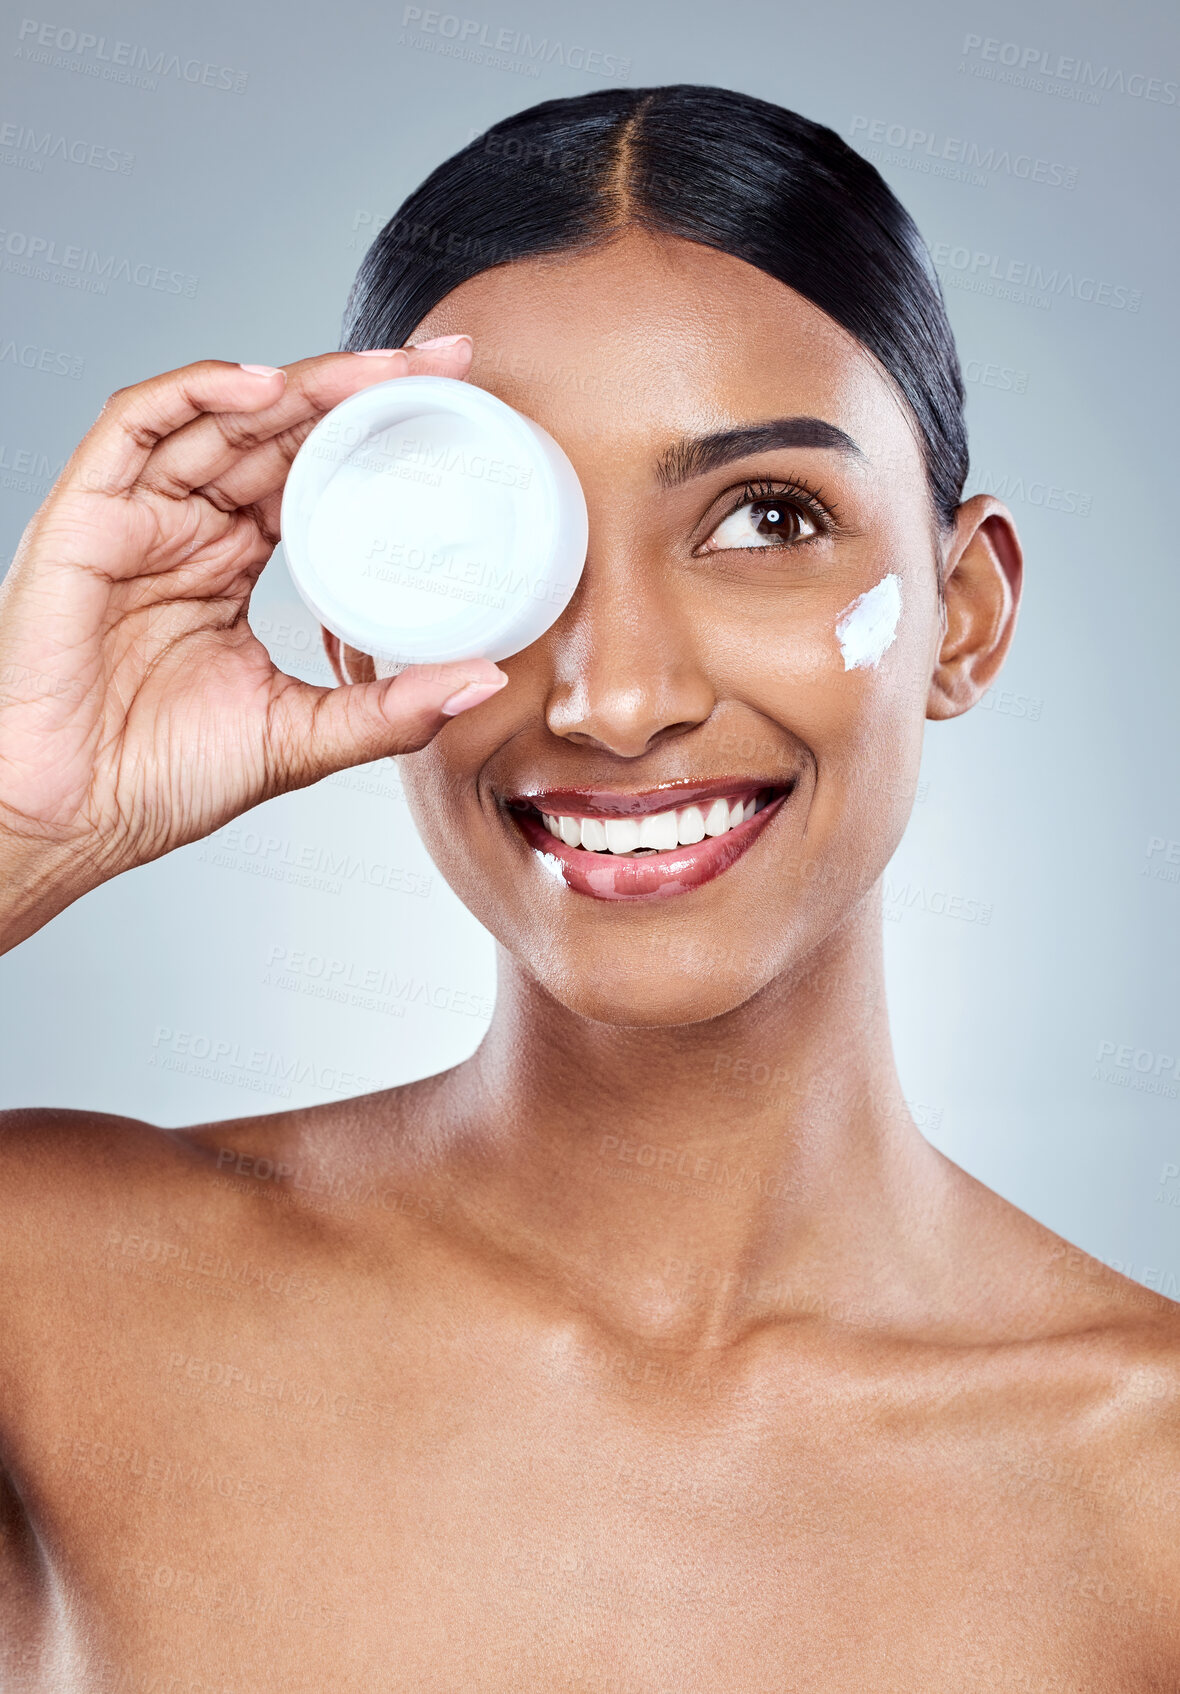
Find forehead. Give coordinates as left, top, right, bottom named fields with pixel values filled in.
left=408, top=228, right=921, bottom=473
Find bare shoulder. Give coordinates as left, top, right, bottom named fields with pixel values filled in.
left=0, top=1080, right=443, bottom=1297
left=987, top=1208, right=1180, bottom=1615
left=0, top=1097, right=287, bottom=1222
left=942, top=1151, right=1180, bottom=1347
left=1042, top=1297, right=1180, bottom=1635
left=917, top=1163, right=1180, bottom=1604
left=0, top=1102, right=195, bottom=1249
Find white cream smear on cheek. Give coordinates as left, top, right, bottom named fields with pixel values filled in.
left=835, top=573, right=902, bottom=671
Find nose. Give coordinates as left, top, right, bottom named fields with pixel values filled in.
left=542, top=542, right=717, bottom=759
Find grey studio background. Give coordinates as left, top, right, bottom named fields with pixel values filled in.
left=1, top=0, right=1177, bottom=1291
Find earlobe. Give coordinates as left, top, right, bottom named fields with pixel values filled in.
left=319, top=627, right=377, bottom=687
left=927, top=494, right=1023, bottom=721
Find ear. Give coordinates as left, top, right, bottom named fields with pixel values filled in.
left=927, top=493, right=1024, bottom=721
left=320, top=627, right=377, bottom=687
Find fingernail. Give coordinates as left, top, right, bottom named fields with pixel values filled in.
left=240, top=363, right=285, bottom=377
left=439, top=677, right=507, bottom=717
left=411, top=334, right=472, bottom=350
left=354, top=348, right=404, bottom=357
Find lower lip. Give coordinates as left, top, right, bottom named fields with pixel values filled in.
left=510, top=794, right=789, bottom=902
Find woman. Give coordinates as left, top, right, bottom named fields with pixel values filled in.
left=0, top=83, right=1176, bottom=1691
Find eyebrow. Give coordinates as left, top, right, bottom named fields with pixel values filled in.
left=655, top=417, right=865, bottom=488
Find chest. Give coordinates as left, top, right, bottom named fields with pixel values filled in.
left=13, top=1281, right=1173, bottom=1691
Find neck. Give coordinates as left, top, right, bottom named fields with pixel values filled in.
left=440, top=889, right=962, bottom=1347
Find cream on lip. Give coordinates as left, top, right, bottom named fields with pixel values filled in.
left=835, top=572, right=902, bottom=670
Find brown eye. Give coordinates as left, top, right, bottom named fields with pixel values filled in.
left=698, top=494, right=818, bottom=553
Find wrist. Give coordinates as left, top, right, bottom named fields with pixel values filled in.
left=0, top=829, right=96, bottom=956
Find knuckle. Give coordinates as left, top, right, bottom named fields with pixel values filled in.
left=390, top=723, right=437, bottom=757
left=189, top=357, right=234, bottom=381
left=219, top=416, right=269, bottom=453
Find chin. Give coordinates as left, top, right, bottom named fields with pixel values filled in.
left=532, top=951, right=778, bottom=1029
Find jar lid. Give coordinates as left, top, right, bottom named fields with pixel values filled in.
left=280, top=374, right=589, bottom=666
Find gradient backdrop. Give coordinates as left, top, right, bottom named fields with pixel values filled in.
left=1, top=0, right=1177, bottom=1294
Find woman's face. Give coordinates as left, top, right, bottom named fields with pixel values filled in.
left=335, top=229, right=1017, bottom=1026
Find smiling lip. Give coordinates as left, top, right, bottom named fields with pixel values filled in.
left=506, top=779, right=792, bottom=902
left=507, top=777, right=780, bottom=818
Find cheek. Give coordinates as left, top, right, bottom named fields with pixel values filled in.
left=827, top=571, right=931, bottom=759
left=812, top=581, right=932, bottom=852
left=702, top=568, right=914, bottom=728
left=397, top=730, right=479, bottom=865
left=396, top=688, right=524, bottom=886
left=704, top=569, right=929, bottom=844
left=834, top=573, right=903, bottom=672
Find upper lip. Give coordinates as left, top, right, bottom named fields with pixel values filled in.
left=504, top=776, right=792, bottom=819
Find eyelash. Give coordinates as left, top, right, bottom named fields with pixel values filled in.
left=702, top=475, right=839, bottom=551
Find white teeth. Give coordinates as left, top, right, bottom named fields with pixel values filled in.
left=677, top=806, right=706, bottom=846
left=536, top=792, right=775, bottom=855
left=604, top=817, right=641, bottom=854
left=703, top=798, right=730, bottom=837
left=639, top=810, right=679, bottom=851
left=580, top=817, right=608, bottom=852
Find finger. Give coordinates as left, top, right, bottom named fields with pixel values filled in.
left=178, top=336, right=475, bottom=516
left=262, top=657, right=507, bottom=792
left=142, top=337, right=474, bottom=509
left=64, top=360, right=292, bottom=497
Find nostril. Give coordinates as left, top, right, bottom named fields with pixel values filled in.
left=543, top=664, right=717, bottom=758
left=549, top=721, right=703, bottom=760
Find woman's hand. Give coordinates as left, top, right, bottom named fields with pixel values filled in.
left=0, top=339, right=504, bottom=953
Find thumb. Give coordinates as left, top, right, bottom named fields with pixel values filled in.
left=263, top=660, right=508, bottom=792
